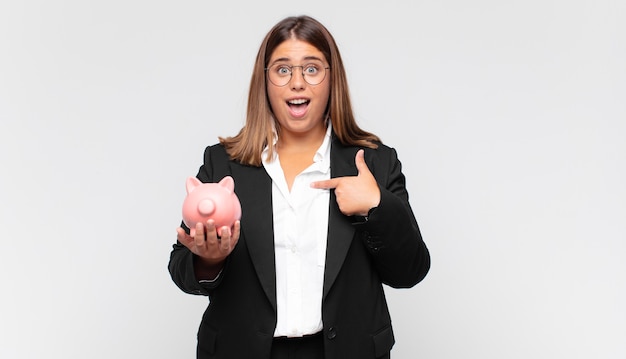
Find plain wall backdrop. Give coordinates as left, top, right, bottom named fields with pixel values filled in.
left=1, top=0, right=624, bottom=358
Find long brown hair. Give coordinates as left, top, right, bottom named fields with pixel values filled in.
left=220, top=15, right=379, bottom=166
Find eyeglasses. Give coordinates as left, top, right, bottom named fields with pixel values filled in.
left=265, top=63, right=330, bottom=87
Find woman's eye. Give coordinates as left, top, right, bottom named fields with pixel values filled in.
left=277, top=66, right=291, bottom=75
left=304, top=65, right=319, bottom=74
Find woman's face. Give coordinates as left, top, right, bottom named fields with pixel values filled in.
left=266, top=38, right=331, bottom=137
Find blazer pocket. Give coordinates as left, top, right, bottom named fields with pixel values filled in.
left=372, top=325, right=395, bottom=358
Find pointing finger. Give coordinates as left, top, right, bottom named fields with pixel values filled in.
left=310, top=178, right=340, bottom=189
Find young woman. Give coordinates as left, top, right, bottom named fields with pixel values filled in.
left=169, top=15, right=430, bottom=359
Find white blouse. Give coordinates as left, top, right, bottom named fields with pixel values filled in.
left=262, top=125, right=332, bottom=337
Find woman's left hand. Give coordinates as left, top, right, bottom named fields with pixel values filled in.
left=310, top=149, right=380, bottom=216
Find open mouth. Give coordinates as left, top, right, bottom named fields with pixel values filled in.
left=287, top=98, right=310, bottom=107
left=287, top=98, right=310, bottom=116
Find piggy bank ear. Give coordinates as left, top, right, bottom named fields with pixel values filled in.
left=186, top=177, right=202, bottom=194
left=218, top=176, right=235, bottom=193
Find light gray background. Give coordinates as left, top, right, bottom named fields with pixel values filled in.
left=1, top=1, right=624, bottom=358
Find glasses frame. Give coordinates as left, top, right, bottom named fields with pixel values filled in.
left=265, top=64, right=331, bottom=87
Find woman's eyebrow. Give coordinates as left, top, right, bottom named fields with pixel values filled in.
left=302, top=56, right=324, bottom=62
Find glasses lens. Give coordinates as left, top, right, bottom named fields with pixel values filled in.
left=268, top=64, right=291, bottom=87
left=303, top=64, right=326, bottom=85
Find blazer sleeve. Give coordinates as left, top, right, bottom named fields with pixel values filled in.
left=356, top=146, right=430, bottom=288
left=168, top=145, right=229, bottom=296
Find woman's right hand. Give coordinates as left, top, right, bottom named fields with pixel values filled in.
left=176, top=220, right=241, bottom=279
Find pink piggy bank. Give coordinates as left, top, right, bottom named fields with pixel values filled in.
left=182, top=176, right=241, bottom=237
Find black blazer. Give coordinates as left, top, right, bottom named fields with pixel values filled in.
left=169, top=135, right=430, bottom=359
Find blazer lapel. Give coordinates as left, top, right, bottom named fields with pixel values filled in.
left=323, top=138, right=359, bottom=299
left=231, top=164, right=277, bottom=311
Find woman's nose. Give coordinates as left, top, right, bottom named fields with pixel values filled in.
left=290, top=67, right=306, bottom=89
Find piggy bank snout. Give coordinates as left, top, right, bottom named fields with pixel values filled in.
left=197, top=199, right=215, bottom=216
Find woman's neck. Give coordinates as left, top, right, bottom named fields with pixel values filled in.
left=276, top=123, right=327, bottom=154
